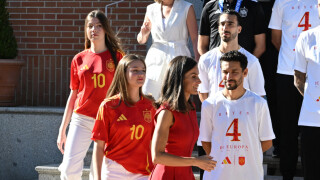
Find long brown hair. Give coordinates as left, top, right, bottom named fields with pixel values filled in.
left=155, top=56, right=197, bottom=113
left=84, top=10, right=123, bottom=67
left=107, top=54, right=147, bottom=105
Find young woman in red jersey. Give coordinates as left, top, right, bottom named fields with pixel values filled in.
left=91, top=54, right=155, bottom=180
left=149, top=56, right=217, bottom=180
left=57, top=10, right=124, bottom=179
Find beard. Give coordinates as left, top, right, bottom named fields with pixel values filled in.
left=224, top=77, right=243, bottom=90
left=220, top=31, right=238, bottom=42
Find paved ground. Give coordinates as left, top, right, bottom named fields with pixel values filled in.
left=265, top=176, right=304, bottom=180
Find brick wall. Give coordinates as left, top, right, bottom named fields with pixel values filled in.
left=6, top=0, right=153, bottom=106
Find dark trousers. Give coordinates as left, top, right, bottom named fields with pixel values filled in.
left=276, top=74, right=303, bottom=179
left=259, top=0, right=280, bottom=150
left=301, top=126, right=320, bottom=180
left=197, top=146, right=206, bottom=180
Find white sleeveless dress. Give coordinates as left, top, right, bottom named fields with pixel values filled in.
left=142, top=0, right=192, bottom=100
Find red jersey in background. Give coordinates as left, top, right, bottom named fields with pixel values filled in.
left=70, top=49, right=124, bottom=118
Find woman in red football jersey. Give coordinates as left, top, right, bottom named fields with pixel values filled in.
left=91, top=54, right=155, bottom=180
left=150, top=56, right=216, bottom=180
left=57, top=10, right=124, bottom=179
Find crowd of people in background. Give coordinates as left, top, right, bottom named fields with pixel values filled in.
left=56, top=0, right=320, bottom=180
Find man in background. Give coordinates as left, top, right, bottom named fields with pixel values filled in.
left=268, top=0, right=320, bottom=179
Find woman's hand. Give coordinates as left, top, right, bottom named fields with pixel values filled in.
left=137, top=16, right=152, bottom=44
left=57, top=130, right=67, bottom=154
left=57, top=90, right=78, bottom=154
left=141, top=20, right=152, bottom=36
left=194, top=155, right=217, bottom=172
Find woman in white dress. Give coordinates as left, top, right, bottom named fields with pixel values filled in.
left=137, top=0, right=199, bottom=100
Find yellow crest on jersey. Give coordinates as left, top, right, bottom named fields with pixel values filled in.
left=143, top=110, right=152, bottom=123
left=106, top=59, right=115, bottom=72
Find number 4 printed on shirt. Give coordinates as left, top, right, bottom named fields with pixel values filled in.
left=219, top=80, right=224, bottom=88
left=226, top=118, right=241, bottom=141
left=298, top=12, right=311, bottom=31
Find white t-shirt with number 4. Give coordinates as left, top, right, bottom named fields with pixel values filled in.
left=268, top=0, right=320, bottom=75
left=198, top=47, right=266, bottom=97
left=294, top=25, right=320, bottom=127
left=199, top=90, right=275, bottom=180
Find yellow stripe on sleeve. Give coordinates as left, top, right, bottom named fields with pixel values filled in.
left=145, top=154, right=151, bottom=174
left=96, top=105, right=104, bottom=121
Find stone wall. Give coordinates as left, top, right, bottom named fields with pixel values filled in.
left=6, top=0, right=204, bottom=106
left=0, top=107, right=64, bottom=180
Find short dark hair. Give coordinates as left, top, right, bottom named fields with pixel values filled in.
left=220, top=50, right=248, bottom=70
left=155, top=56, right=197, bottom=113
left=218, top=9, right=242, bottom=26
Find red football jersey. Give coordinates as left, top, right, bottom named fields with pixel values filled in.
left=70, top=49, right=124, bottom=118
left=91, top=95, right=155, bottom=175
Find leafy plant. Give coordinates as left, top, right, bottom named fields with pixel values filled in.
left=0, top=0, right=18, bottom=59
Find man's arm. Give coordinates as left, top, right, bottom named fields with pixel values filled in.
left=137, top=15, right=151, bottom=44
left=198, top=35, right=210, bottom=55
left=261, top=140, right=272, bottom=152
left=294, top=70, right=306, bottom=96
left=197, top=55, right=210, bottom=101
left=186, top=6, right=200, bottom=61
left=198, top=3, right=211, bottom=56
left=253, top=33, right=266, bottom=58
left=247, top=59, right=266, bottom=96
left=199, top=92, right=208, bottom=102
left=202, top=141, right=212, bottom=155
left=250, top=1, right=266, bottom=58
left=271, top=29, right=282, bottom=51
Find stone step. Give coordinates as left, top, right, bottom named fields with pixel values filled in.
left=40, top=147, right=303, bottom=179
left=35, top=164, right=90, bottom=180
left=264, top=176, right=304, bottom=180
left=38, top=159, right=302, bottom=180
left=263, top=155, right=303, bottom=177
left=263, top=147, right=303, bottom=176
left=35, top=164, right=200, bottom=180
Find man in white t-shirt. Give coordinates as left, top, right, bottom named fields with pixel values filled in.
left=199, top=50, right=275, bottom=180
left=196, top=11, right=266, bottom=178
left=198, top=10, right=265, bottom=101
left=268, top=1, right=320, bottom=179
left=293, top=3, right=320, bottom=178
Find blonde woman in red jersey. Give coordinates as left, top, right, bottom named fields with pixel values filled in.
left=91, top=54, right=155, bottom=180
left=57, top=10, right=124, bottom=179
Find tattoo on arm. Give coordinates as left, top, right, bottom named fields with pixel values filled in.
left=294, top=70, right=306, bottom=96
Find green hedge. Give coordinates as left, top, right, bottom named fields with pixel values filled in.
left=0, top=0, right=18, bottom=59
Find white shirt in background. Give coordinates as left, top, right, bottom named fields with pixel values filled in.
left=293, top=25, right=320, bottom=127
left=268, top=0, right=320, bottom=75
left=198, top=47, right=266, bottom=97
